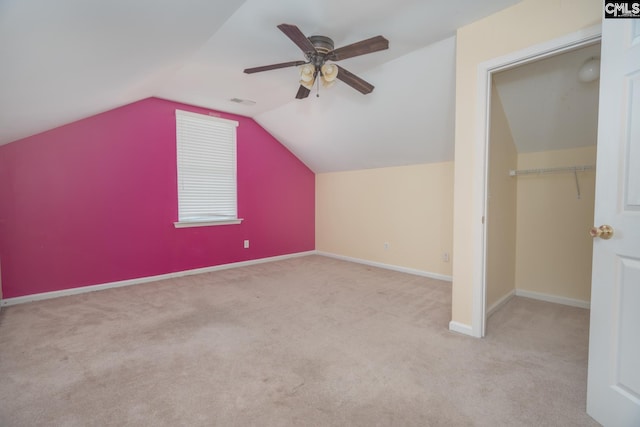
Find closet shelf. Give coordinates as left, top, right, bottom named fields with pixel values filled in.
left=509, top=164, right=595, bottom=176
left=509, top=164, right=595, bottom=199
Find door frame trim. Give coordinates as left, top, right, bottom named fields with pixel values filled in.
left=472, top=24, right=602, bottom=338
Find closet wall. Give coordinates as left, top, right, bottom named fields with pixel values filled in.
left=486, top=84, right=518, bottom=310
left=486, top=91, right=596, bottom=313
left=514, top=146, right=596, bottom=304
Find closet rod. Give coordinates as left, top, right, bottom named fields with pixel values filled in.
left=509, top=164, right=595, bottom=176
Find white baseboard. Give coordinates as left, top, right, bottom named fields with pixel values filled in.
left=449, top=321, right=474, bottom=336
left=486, top=290, right=516, bottom=318
left=484, top=289, right=589, bottom=318
left=316, top=251, right=452, bottom=282
left=1, top=251, right=316, bottom=307
left=515, top=289, right=590, bottom=309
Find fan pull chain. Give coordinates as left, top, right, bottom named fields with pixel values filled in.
left=316, top=73, right=320, bottom=97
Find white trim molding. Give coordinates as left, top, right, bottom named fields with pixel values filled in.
left=486, top=290, right=516, bottom=318
left=449, top=321, right=474, bottom=336
left=472, top=24, right=602, bottom=338
left=174, top=218, right=243, bottom=228
left=485, top=289, right=590, bottom=319
left=1, top=251, right=316, bottom=307
left=515, top=289, right=590, bottom=309
left=316, top=251, right=453, bottom=282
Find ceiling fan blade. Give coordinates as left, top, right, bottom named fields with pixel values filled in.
left=296, top=85, right=311, bottom=99
left=327, top=35, right=389, bottom=61
left=244, top=60, right=306, bottom=74
left=277, top=23, right=317, bottom=54
left=335, top=65, right=374, bottom=95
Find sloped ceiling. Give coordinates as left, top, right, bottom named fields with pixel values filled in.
left=0, top=0, right=525, bottom=173
left=493, top=42, right=601, bottom=154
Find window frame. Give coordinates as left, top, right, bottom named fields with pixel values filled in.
left=173, top=109, right=242, bottom=228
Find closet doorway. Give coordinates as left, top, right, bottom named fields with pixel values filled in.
left=484, top=41, right=601, bottom=329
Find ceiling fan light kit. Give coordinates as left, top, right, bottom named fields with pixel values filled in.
left=321, top=63, right=338, bottom=82
left=244, top=23, right=389, bottom=99
left=299, top=63, right=316, bottom=89
left=299, top=62, right=339, bottom=90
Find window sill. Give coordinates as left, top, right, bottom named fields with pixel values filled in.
left=174, top=218, right=244, bottom=228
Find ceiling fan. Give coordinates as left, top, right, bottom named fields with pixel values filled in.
left=244, top=24, right=389, bottom=99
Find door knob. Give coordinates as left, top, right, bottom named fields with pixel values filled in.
left=589, top=225, right=614, bottom=240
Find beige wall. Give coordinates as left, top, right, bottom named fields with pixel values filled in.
left=452, top=0, right=601, bottom=326
left=515, top=146, right=596, bottom=302
left=486, top=84, right=518, bottom=310
left=316, top=162, right=454, bottom=277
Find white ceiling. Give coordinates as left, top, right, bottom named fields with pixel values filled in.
left=493, top=42, right=601, bottom=153
left=5, top=0, right=588, bottom=173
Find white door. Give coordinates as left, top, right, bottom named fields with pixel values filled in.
left=587, top=18, right=640, bottom=427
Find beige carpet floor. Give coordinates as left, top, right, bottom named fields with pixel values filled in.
left=0, top=255, right=598, bottom=426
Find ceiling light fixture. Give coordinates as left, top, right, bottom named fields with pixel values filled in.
left=320, top=63, right=338, bottom=87
left=244, top=24, right=388, bottom=99
left=578, top=57, right=600, bottom=83
left=299, top=63, right=316, bottom=89
left=298, top=62, right=339, bottom=90
left=296, top=35, right=341, bottom=95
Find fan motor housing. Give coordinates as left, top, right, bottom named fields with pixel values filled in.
left=308, top=35, right=334, bottom=55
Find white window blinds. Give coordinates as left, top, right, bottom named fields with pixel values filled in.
left=176, top=110, right=239, bottom=223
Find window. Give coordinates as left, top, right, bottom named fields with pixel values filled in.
left=174, top=110, right=241, bottom=228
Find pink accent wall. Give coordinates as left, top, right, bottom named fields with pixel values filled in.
left=0, top=98, right=315, bottom=299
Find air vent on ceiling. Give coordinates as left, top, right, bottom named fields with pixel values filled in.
left=229, top=98, right=256, bottom=106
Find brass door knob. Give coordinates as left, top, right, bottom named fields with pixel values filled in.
left=589, top=225, right=614, bottom=240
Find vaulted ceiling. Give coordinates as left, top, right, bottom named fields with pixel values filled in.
left=2, top=0, right=599, bottom=174
left=493, top=42, right=601, bottom=153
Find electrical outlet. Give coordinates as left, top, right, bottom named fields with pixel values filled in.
left=243, top=240, right=250, bottom=249
left=443, top=252, right=450, bottom=262
left=384, top=242, right=389, bottom=250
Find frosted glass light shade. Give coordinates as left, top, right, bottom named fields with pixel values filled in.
left=321, top=63, right=338, bottom=82
left=299, top=64, right=316, bottom=89
left=578, top=58, right=600, bottom=83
